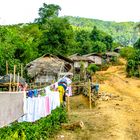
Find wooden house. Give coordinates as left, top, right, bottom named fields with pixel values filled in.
left=104, top=52, right=119, bottom=63
left=25, top=54, right=73, bottom=84
left=69, top=54, right=94, bottom=73
left=83, top=53, right=102, bottom=65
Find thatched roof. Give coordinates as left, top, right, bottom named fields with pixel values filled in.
left=26, top=54, right=73, bottom=78
left=83, top=53, right=102, bottom=57
left=105, top=52, right=119, bottom=57
left=70, top=55, right=94, bottom=62
left=68, top=53, right=81, bottom=58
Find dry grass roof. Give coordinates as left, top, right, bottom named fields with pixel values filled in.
left=69, top=55, right=94, bottom=62
left=26, top=54, right=73, bottom=78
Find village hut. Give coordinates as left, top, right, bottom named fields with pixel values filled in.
left=104, top=52, right=119, bottom=63
left=69, top=54, right=94, bottom=73
left=25, top=54, right=73, bottom=84
left=83, top=53, right=102, bottom=65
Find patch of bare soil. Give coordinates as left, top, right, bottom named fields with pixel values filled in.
left=52, top=61, right=140, bottom=140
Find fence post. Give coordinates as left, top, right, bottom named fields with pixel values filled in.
left=6, top=61, right=8, bottom=75
left=9, top=73, right=11, bottom=92
left=88, top=79, right=92, bottom=109
left=21, top=64, right=23, bottom=78
left=67, top=95, right=70, bottom=114
left=16, top=73, right=19, bottom=91
left=13, top=65, right=16, bottom=91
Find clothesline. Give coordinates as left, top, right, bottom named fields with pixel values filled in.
left=18, top=76, right=72, bottom=123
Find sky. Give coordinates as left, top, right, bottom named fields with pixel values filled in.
left=0, top=0, right=140, bottom=25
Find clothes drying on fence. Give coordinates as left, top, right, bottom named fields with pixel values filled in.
left=0, top=92, right=25, bottom=128
left=27, top=89, right=46, bottom=98
left=58, top=85, right=65, bottom=104
left=46, top=91, right=60, bottom=111
left=18, top=90, right=60, bottom=122
left=66, top=85, right=72, bottom=96
left=58, top=77, right=72, bottom=97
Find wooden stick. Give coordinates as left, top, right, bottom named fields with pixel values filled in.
left=67, top=95, right=70, bottom=113
left=9, top=73, right=11, bottom=92
left=16, top=73, right=19, bottom=91
left=13, top=65, right=16, bottom=91
left=21, top=64, right=23, bottom=78
left=88, top=79, right=92, bottom=109
left=6, top=61, right=8, bottom=75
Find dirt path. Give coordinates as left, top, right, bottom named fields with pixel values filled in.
left=53, top=63, right=140, bottom=140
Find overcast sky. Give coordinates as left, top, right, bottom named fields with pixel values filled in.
left=0, top=0, right=140, bottom=25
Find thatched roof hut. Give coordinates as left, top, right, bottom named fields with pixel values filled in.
left=83, top=53, right=102, bottom=65
left=69, top=54, right=94, bottom=69
left=25, top=54, right=73, bottom=83
left=69, top=54, right=94, bottom=62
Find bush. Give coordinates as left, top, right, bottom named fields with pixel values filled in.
left=87, top=64, right=99, bottom=74
left=126, top=49, right=140, bottom=78
left=0, top=107, right=67, bottom=140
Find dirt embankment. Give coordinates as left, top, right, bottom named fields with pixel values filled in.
left=53, top=62, right=140, bottom=140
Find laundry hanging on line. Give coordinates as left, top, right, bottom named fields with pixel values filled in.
left=18, top=88, right=60, bottom=123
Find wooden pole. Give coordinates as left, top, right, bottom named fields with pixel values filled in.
left=67, top=95, right=70, bottom=113
left=21, top=64, right=23, bottom=78
left=16, top=73, right=19, bottom=92
left=88, top=79, right=92, bottom=109
left=6, top=61, right=8, bottom=75
left=13, top=65, right=16, bottom=91
left=29, top=83, right=31, bottom=90
left=9, top=73, right=11, bottom=92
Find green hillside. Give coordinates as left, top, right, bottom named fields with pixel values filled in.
left=65, top=16, right=139, bottom=46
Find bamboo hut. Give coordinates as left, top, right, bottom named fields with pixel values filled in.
left=69, top=54, right=95, bottom=74
left=83, top=53, right=102, bottom=65
left=25, top=54, right=73, bottom=84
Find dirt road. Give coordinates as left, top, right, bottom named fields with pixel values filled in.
left=54, top=63, right=140, bottom=140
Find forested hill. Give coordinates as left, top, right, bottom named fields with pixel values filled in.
left=65, top=16, right=139, bottom=46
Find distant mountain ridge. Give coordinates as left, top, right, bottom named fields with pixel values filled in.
left=64, top=16, right=139, bottom=46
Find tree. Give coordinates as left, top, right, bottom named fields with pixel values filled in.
left=35, top=3, right=61, bottom=23
left=38, top=17, right=75, bottom=56
left=134, top=38, right=140, bottom=50
left=87, top=64, right=99, bottom=81
left=92, top=41, right=107, bottom=53
left=75, top=30, right=92, bottom=54
left=120, top=47, right=136, bottom=59
left=126, top=49, right=140, bottom=77
left=90, top=26, right=113, bottom=52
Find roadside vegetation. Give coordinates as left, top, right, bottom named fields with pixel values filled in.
left=0, top=107, right=67, bottom=140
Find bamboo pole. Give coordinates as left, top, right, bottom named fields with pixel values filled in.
left=16, top=73, right=19, bottom=91
left=21, top=64, right=23, bottom=78
left=9, top=73, right=11, bottom=92
left=88, top=79, right=92, bottom=109
left=67, top=95, right=70, bottom=113
left=13, top=65, right=16, bottom=91
left=6, top=61, right=8, bottom=75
